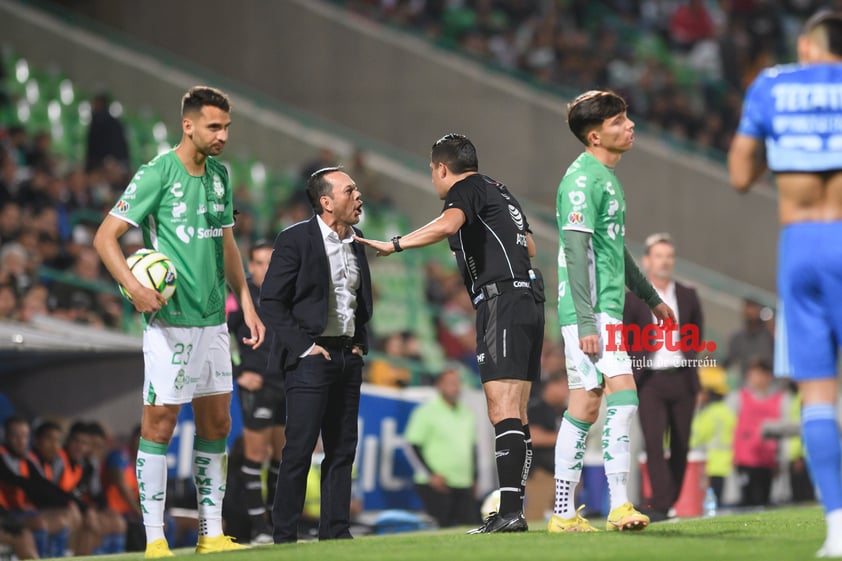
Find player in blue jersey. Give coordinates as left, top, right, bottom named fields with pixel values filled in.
left=728, top=11, right=842, bottom=558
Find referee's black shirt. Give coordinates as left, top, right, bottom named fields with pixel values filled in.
left=444, top=173, right=533, bottom=300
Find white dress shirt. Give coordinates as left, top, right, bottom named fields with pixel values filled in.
left=649, top=281, right=684, bottom=370
left=317, top=215, right=360, bottom=337
left=299, top=217, right=361, bottom=358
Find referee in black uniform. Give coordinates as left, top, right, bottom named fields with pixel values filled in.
left=227, top=240, right=286, bottom=543
left=356, top=133, right=544, bottom=533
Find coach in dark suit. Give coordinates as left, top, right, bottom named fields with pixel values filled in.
left=260, top=167, right=372, bottom=543
left=623, top=233, right=703, bottom=521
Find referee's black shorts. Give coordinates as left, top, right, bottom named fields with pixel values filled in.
left=475, top=289, right=544, bottom=383
left=238, top=383, right=286, bottom=431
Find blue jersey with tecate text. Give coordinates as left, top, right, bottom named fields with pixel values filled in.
left=737, top=63, right=842, bottom=172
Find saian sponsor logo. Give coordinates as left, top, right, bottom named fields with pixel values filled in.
left=176, top=226, right=223, bottom=244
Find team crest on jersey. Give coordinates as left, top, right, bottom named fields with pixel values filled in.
left=567, top=212, right=584, bottom=225
left=213, top=175, right=224, bottom=199
left=508, top=205, right=524, bottom=230
left=115, top=200, right=130, bottom=214
left=174, top=369, right=186, bottom=390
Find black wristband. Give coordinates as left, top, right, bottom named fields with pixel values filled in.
left=391, top=235, right=403, bottom=253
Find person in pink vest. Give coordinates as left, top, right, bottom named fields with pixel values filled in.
left=732, top=358, right=784, bottom=506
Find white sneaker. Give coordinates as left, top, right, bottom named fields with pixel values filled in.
left=817, top=538, right=842, bottom=558
left=250, top=533, right=274, bottom=546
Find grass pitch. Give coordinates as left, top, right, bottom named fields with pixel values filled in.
left=67, top=506, right=825, bottom=561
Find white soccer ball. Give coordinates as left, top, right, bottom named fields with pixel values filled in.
left=119, top=249, right=177, bottom=302
left=480, top=489, right=501, bottom=519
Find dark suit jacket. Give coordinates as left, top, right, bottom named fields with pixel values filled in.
left=260, top=216, right=373, bottom=372
left=623, top=281, right=703, bottom=379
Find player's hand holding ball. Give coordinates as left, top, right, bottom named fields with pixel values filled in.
left=118, top=249, right=177, bottom=312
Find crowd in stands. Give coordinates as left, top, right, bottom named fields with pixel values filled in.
left=341, top=0, right=826, bottom=155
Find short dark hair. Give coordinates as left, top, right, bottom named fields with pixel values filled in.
left=306, top=166, right=343, bottom=215
left=181, top=86, right=231, bottom=116
left=747, top=357, right=773, bottom=374
left=566, top=90, right=628, bottom=146
left=249, top=239, right=273, bottom=261
left=3, top=416, right=28, bottom=436
left=34, top=421, right=62, bottom=440
left=804, top=11, right=842, bottom=57
left=430, top=133, right=478, bottom=174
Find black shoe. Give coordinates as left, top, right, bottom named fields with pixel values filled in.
left=638, top=507, right=669, bottom=522
left=466, top=511, right=528, bottom=534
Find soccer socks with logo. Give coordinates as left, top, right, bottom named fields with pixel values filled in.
left=241, top=458, right=269, bottom=534
left=802, top=404, right=842, bottom=516
left=494, top=418, right=526, bottom=516
left=521, top=424, right=533, bottom=502
left=603, top=390, right=638, bottom=510
left=553, top=412, right=592, bottom=518
left=137, top=438, right=169, bottom=543
left=193, top=437, right=228, bottom=537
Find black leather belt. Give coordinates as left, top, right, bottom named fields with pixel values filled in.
left=472, top=279, right=532, bottom=306
left=315, top=336, right=355, bottom=349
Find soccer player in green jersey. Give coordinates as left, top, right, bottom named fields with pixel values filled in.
left=94, top=86, right=265, bottom=558
left=550, top=90, right=674, bottom=533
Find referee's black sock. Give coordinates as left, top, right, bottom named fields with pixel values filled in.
left=521, top=424, right=533, bottom=502
left=494, top=418, right=525, bottom=516
left=241, top=458, right=269, bottom=535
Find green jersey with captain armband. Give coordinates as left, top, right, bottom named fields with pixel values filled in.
left=109, top=150, right=234, bottom=327
left=556, top=152, right=660, bottom=335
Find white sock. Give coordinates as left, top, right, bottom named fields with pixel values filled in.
left=553, top=413, right=591, bottom=517
left=137, top=438, right=168, bottom=543
left=553, top=479, right=576, bottom=519
left=603, top=392, right=637, bottom=511
left=826, top=509, right=842, bottom=545
left=193, top=437, right=228, bottom=537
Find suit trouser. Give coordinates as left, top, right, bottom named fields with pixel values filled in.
left=637, top=367, right=698, bottom=512
left=272, top=348, right=362, bottom=543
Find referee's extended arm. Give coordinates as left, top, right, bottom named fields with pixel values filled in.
left=354, top=208, right=465, bottom=256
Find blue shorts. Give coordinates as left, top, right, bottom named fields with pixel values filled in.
left=778, top=222, right=842, bottom=381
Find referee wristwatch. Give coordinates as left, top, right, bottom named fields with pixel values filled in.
left=391, top=235, right=404, bottom=253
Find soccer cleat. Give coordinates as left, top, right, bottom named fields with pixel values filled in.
left=250, top=533, right=274, bottom=546
left=144, top=538, right=175, bottom=558
left=466, top=511, right=528, bottom=534
left=547, top=505, right=599, bottom=533
left=817, top=538, right=842, bottom=558
left=196, top=534, right=249, bottom=554
left=606, top=502, right=650, bottom=532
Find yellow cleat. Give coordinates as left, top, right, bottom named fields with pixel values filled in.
left=144, top=538, right=175, bottom=558
left=547, top=505, right=600, bottom=533
left=606, top=502, right=650, bottom=532
left=196, top=535, right=250, bottom=554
